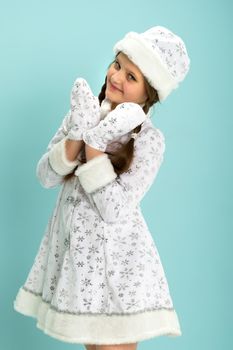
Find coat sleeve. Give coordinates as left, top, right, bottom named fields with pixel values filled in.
left=36, top=110, right=81, bottom=189
left=75, top=126, right=166, bottom=223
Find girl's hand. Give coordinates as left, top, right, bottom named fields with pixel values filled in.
left=82, top=102, right=146, bottom=152
left=67, top=78, right=101, bottom=141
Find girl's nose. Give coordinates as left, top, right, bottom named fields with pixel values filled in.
left=112, top=70, right=124, bottom=84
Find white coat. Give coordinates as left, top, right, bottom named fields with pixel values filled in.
left=13, top=97, right=182, bottom=345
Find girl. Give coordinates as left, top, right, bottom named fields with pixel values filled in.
left=13, top=25, right=190, bottom=350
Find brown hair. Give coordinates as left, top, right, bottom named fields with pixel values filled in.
left=63, top=53, right=160, bottom=182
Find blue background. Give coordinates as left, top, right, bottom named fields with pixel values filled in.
left=1, top=0, right=232, bottom=349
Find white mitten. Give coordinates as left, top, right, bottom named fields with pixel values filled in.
left=48, top=78, right=100, bottom=176
left=82, top=102, right=146, bottom=152
left=67, top=77, right=101, bottom=140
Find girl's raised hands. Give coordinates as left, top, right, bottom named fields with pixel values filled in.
left=82, top=102, right=147, bottom=152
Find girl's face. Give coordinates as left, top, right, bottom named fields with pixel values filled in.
left=105, top=52, right=148, bottom=110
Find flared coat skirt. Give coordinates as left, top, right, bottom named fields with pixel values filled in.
left=14, top=177, right=182, bottom=345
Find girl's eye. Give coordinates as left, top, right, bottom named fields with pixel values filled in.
left=128, top=74, right=136, bottom=81
left=114, top=61, right=120, bottom=69
left=113, top=61, right=136, bottom=81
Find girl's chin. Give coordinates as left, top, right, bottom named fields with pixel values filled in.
left=105, top=97, right=121, bottom=107
left=105, top=93, right=116, bottom=103
left=106, top=90, right=121, bottom=101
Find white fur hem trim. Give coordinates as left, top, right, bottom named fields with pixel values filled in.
left=48, top=137, right=81, bottom=176
left=14, top=287, right=182, bottom=345
left=113, top=33, right=179, bottom=102
left=74, top=153, right=117, bottom=193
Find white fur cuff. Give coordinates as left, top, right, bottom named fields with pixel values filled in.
left=74, top=153, right=117, bottom=193
left=48, top=137, right=81, bottom=176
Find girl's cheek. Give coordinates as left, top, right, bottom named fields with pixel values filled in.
left=122, top=85, right=129, bottom=95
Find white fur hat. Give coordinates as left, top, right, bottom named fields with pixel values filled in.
left=113, top=25, right=190, bottom=102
